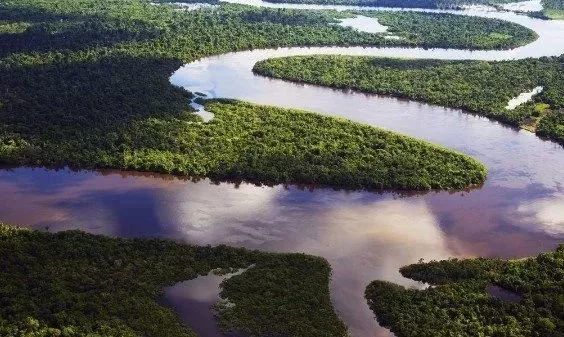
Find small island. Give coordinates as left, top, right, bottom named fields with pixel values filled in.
left=365, top=245, right=564, bottom=337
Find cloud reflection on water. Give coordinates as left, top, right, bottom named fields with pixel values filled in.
left=518, top=194, right=564, bottom=236
left=0, top=168, right=562, bottom=337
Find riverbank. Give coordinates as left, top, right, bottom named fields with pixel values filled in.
left=4, top=1, right=543, bottom=190
left=254, top=55, right=564, bottom=145
left=0, top=223, right=347, bottom=337
left=365, top=245, right=564, bottom=337
left=1, top=1, right=563, bottom=336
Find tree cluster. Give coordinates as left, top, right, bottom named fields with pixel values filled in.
left=254, top=55, right=564, bottom=144
left=0, top=0, right=504, bottom=190
left=365, top=245, right=564, bottom=337
left=0, top=223, right=347, bottom=337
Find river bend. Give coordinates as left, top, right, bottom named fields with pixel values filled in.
left=1, top=1, right=563, bottom=336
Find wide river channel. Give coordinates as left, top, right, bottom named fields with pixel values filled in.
left=1, top=1, right=564, bottom=336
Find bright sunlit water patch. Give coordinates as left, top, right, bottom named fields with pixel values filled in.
left=337, top=15, right=388, bottom=34
left=518, top=195, right=564, bottom=236
left=150, top=2, right=218, bottom=11
left=505, top=86, right=543, bottom=110
left=502, top=0, right=544, bottom=13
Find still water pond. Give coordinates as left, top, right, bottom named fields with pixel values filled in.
left=1, top=1, right=563, bottom=337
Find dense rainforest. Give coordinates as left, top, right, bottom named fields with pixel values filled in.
left=0, top=223, right=347, bottom=337
left=368, top=10, right=536, bottom=50
left=262, top=0, right=520, bottom=9
left=1, top=0, right=535, bottom=190
left=543, top=0, right=564, bottom=8
left=541, top=0, right=564, bottom=19
left=254, top=55, right=564, bottom=144
left=365, top=245, right=564, bottom=337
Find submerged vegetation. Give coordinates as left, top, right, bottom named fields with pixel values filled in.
left=365, top=245, right=564, bottom=337
left=254, top=55, right=564, bottom=144
left=0, top=0, right=507, bottom=190
left=0, top=223, right=347, bottom=337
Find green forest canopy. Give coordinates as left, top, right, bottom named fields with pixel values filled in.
left=0, top=223, right=347, bottom=337
left=262, top=0, right=524, bottom=9
left=365, top=245, right=564, bottom=337
left=254, top=55, right=564, bottom=145
left=542, top=0, right=564, bottom=19
left=0, top=0, right=527, bottom=190
left=543, top=0, right=564, bottom=10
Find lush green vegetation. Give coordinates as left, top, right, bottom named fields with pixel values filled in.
left=542, top=0, right=564, bottom=19
left=0, top=0, right=511, bottom=190
left=365, top=245, right=564, bottom=337
left=0, top=223, right=347, bottom=337
left=254, top=55, right=564, bottom=144
left=262, top=0, right=521, bottom=9
left=217, top=256, right=345, bottom=337
left=369, top=10, right=536, bottom=50
left=184, top=100, right=486, bottom=190
left=0, top=64, right=488, bottom=190
left=153, top=0, right=219, bottom=3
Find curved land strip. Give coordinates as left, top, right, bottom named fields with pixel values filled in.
left=261, top=0, right=522, bottom=9
left=541, top=0, right=564, bottom=19
left=254, top=55, right=564, bottom=144
left=365, top=245, right=564, bottom=337
left=0, top=0, right=526, bottom=190
left=359, top=10, right=537, bottom=50
left=0, top=0, right=557, bottom=336
left=0, top=223, right=347, bottom=337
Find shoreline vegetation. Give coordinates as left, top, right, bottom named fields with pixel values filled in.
left=361, top=10, right=537, bottom=50
left=365, top=245, right=564, bottom=337
left=262, top=0, right=526, bottom=9
left=0, top=0, right=520, bottom=191
left=259, top=0, right=564, bottom=20
left=541, top=0, right=564, bottom=19
left=1, top=223, right=561, bottom=337
left=0, top=223, right=347, bottom=337
left=4, top=96, right=488, bottom=191
left=253, top=55, right=564, bottom=145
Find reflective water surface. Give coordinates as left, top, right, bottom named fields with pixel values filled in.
left=501, top=0, right=544, bottom=12
left=1, top=1, right=563, bottom=337
left=163, top=269, right=247, bottom=337
left=337, top=15, right=389, bottom=33
left=1, top=164, right=562, bottom=336
left=486, top=285, right=523, bottom=303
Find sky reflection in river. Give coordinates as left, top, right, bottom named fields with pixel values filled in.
left=0, top=167, right=562, bottom=336
left=337, top=15, right=389, bottom=33
left=1, top=1, right=564, bottom=336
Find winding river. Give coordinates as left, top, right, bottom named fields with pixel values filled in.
left=1, top=1, right=563, bottom=336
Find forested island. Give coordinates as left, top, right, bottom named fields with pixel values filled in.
left=254, top=55, right=564, bottom=144
left=0, top=223, right=347, bottom=337
left=365, top=245, right=564, bottom=337
left=261, top=0, right=564, bottom=21
left=541, top=0, right=564, bottom=19
left=1, top=0, right=532, bottom=190
left=367, top=10, right=536, bottom=49
left=262, top=0, right=522, bottom=9
left=3, top=222, right=561, bottom=337
left=0, top=1, right=562, bottom=337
